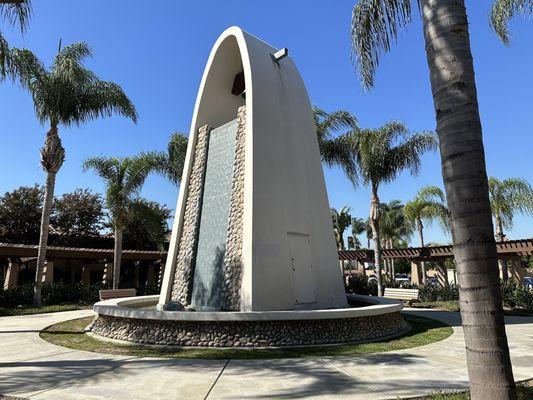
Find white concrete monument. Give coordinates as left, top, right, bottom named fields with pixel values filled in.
left=158, top=26, right=347, bottom=312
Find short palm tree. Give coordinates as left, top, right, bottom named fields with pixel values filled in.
left=379, top=200, right=412, bottom=278
left=0, top=0, right=31, bottom=81
left=404, top=186, right=449, bottom=283
left=350, top=1, right=520, bottom=396
left=313, top=107, right=359, bottom=184
left=348, top=122, right=436, bottom=296
left=490, top=0, right=533, bottom=45
left=350, top=217, right=367, bottom=249
left=489, top=177, right=533, bottom=280
left=10, top=41, right=137, bottom=305
left=142, top=132, right=188, bottom=186
left=83, top=156, right=151, bottom=289
left=330, top=206, right=352, bottom=250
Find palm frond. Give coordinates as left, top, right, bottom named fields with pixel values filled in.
left=75, top=81, right=138, bottom=125
left=82, top=156, right=119, bottom=182
left=350, top=0, right=413, bottom=89
left=0, top=0, right=32, bottom=32
left=490, top=0, right=533, bottom=45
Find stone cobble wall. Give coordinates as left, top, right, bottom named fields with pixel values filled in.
left=90, top=312, right=408, bottom=347
left=221, top=106, right=247, bottom=311
left=171, top=125, right=211, bottom=305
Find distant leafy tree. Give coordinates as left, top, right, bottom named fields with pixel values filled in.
left=83, top=156, right=151, bottom=289
left=123, top=199, right=171, bottom=251
left=142, top=132, right=188, bottom=186
left=51, top=189, right=105, bottom=237
left=0, top=185, right=42, bottom=244
left=0, top=0, right=31, bottom=81
left=8, top=41, right=137, bottom=306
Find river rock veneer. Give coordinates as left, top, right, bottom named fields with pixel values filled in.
left=90, top=311, right=408, bottom=348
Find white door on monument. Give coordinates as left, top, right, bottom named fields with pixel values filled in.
left=287, top=232, right=316, bottom=306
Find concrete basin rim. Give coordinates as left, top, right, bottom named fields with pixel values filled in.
left=93, top=294, right=404, bottom=321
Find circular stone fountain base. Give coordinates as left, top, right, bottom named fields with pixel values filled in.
left=90, top=295, right=409, bottom=348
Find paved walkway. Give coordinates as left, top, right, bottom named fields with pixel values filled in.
left=1, top=309, right=532, bottom=400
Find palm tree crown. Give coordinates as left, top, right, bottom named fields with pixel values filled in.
left=490, top=0, right=533, bottom=45
left=350, top=217, right=367, bottom=249
left=349, top=122, right=437, bottom=189
left=142, top=132, right=188, bottom=186
left=12, top=41, right=137, bottom=128
left=313, top=107, right=359, bottom=184
left=331, top=206, right=352, bottom=250
left=404, top=185, right=450, bottom=244
left=0, top=0, right=31, bottom=80
left=83, top=156, right=151, bottom=228
left=488, top=177, right=533, bottom=240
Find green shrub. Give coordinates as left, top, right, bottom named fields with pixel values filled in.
left=501, top=280, right=533, bottom=312
left=418, top=283, right=459, bottom=302
left=0, top=281, right=161, bottom=308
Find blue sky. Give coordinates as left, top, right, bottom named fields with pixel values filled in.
left=0, top=1, right=531, bottom=246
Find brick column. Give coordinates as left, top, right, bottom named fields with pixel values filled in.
left=82, top=265, right=91, bottom=287
left=102, top=260, right=113, bottom=286
left=146, top=263, right=155, bottom=286
left=410, top=261, right=422, bottom=285
left=3, top=260, right=19, bottom=290
left=42, top=261, right=54, bottom=284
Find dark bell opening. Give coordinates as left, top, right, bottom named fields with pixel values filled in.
left=231, top=71, right=246, bottom=98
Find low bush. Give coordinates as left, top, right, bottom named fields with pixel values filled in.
left=418, top=283, right=459, bottom=302
left=501, top=280, right=533, bottom=312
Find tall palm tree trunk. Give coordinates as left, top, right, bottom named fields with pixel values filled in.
left=33, top=125, right=64, bottom=307
left=33, top=171, right=56, bottom=307
left=417, top=218, right=427, bottom=284
left=420, top=1, right=516, bottom=398
left=369, top=185, right=383, bottom=296
left=113, top=227, right=123, bottom=290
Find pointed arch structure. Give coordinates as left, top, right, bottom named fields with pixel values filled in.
left=159, top=27, right=346, bottom=311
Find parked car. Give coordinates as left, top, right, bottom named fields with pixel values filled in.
left=394, top=273, right=409, bottom=283
left=524, top=277, right=533, bottom=289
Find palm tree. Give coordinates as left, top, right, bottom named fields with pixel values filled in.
left=347, top=122, right=436, bottom=296
left=490, top=0, right=532, bottom=45
left=0, top=0, right=31, bottom=81
left=350, top=217, right=367, bottom=249
left=9, top=41, right=137, bottom=306
left=313, top=107, right=359, bottom=184
left=404, top=186, right=449, bottom=283
left=350, top=1, right=518, bottom=396
left=142, top=132, right=188, bottom=186
left=330, top=206, right=352, bottom=250
left=83, top=156, right=151, bottom=289
left=379, top=200, right=412, bottom=278
left=489, top=177, right=533, bottom=280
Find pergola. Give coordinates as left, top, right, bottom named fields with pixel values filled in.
left=338, top=238, right=533, bottom=284
left=1, top=243, right=166, bottom=290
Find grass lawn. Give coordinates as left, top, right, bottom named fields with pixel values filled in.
left=422, top=381, right=533, bottom=399
left=0, top=303, right=92, bottom=317
left=40, top=313, right=452, bottom=359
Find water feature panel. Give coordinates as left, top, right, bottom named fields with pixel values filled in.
left=191, top=118, right=238, bottom=310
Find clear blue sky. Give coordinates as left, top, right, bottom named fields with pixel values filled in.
left=1, top=1, right=531, bottom=246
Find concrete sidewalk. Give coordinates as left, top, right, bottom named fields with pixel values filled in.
left=1, top=309, right=532, bottom=399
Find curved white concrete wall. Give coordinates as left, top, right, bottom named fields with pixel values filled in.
left=160, top=27, right=347, bottom=311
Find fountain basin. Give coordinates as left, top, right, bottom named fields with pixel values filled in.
left=90, top=295, right=409, bottom=348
